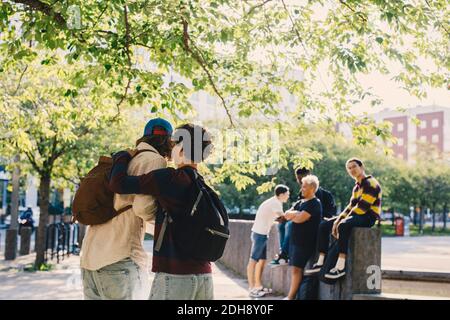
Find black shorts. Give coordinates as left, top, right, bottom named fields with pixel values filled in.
left=289, top=244, right=314, bottom=269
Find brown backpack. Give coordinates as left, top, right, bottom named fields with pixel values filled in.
left=71, top=149, right=155, bottom=225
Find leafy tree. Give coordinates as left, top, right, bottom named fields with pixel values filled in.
left=0, top=52, right=138, bottom=267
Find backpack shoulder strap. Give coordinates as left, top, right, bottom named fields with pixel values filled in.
left=132, top=149, right=157, bottom=158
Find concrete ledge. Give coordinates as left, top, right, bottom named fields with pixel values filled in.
left=220, top=220, right=382, bottom=299
left=319, top=227, right=382, bottom=300
left=219, top=219, right=291, bottom=295
left=382, top=269, right=450, bottom=283
left=353, top=293, right=450, bottom=300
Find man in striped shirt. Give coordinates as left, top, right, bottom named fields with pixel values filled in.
left=305, top=158, right=381, bottom=280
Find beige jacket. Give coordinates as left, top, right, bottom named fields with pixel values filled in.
left=80, top=142, right=166, bottom=271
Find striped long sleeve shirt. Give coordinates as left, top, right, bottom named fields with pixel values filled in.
left=109, top=151, right=211, bottom=275
left=339, top=175, right=382, bottom=219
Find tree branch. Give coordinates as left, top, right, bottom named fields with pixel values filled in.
left=181, top=18, right=234, bottom=127
left=13, top=65, right=28, bottom=96
left=424, top=0, right=449, bottom=36
left=24, top=150, right=43, bottom=175
left=12, top=0, right=66, bottom=28
left=245, top=0, right=273, bottom=17
left=338, top=0, right=367, bottom=23
left=111, top=5, right=133, bottom=122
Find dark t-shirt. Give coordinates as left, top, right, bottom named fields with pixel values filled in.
left=297, top=187, right=336, bottom=219
left=290, top=198, right=322, bottom=249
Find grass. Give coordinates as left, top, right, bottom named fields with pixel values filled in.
left=23, top=262, right=54, bottom=272
left=380, top=222, right=450, bottom=237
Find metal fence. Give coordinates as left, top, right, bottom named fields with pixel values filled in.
left=44, top=222, right=81, bottom=264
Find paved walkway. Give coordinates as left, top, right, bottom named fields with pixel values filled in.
left=1, top=236, right=449, bottom=299
left=0, top=240, right=282, bottom=300
left=382, top=236, right=450, bottom=272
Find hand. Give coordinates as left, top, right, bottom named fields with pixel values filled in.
left=284, top=212, right=293, bottom=221
left=126, top=148, right=138, bottom=157
left=275, top=216, right=287, bottom=223
left=332, top=219, right=341, bottom=239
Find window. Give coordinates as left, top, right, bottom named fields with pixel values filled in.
left=397, top=138, right=404, bottom=146
left=420, top=135, right=427, bottom=143
left=397, top=153, right=403, bottom=159
left=420, top=121, right=427, bottom=129
left=397, top=123, right=404, bottom=132
left=432, top=134, right=439, bottom=143
left=432, top=119, right=439, bottom=128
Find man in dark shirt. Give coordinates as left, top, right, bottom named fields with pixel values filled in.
left=272, top=167, right=336, bottom=265
left=109, top=123, right=215, bottom=300
left=284, top=174, right=322, bottom=300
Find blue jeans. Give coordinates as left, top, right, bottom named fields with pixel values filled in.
left=81, top=258, right=149, bottom=300
left=149, top=272, right=214, bottom=300
left=278, top=221, right=292, bottom=256
left=318, top=214, right=377, bottom=255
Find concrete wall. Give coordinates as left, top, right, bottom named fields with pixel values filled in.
left=219, top=219, right=292, bottom=295
left=219, top=220, right=382, bottom=299
left=319, top=227, right=381, bottom=300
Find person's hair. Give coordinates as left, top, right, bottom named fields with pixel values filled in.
left=346, top=157, right=364, bottom=168
left=135, top=126, right=174, bottom=158
left=274, top=184, right=289, bottom=197
left=295, top=167, right=311, bottom=176
left=173, top=123, right=212, bottom=163
left=301, top=175, right=320, bottom=193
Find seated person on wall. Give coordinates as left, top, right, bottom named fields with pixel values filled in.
left=305, top=158, right=382, bottom=280
left=271, top=166, right=336, bottom=265
left=247, top=185, right=290, bottom=298
left=284, top=175, right=322, bottom=300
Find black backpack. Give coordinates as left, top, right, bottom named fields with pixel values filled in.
left=154, top=168, right=230, bottom=262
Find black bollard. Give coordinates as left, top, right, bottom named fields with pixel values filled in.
left=4, top=229, right=18, bottom=260
left=19, top=227, right=32, bottom=255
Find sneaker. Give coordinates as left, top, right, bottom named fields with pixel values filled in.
left=304, top=263, right=323, bottom=275
left=270, top=253, right=289, bottom=265
left=254, top=287, right=273, bottom=295
left=324, top=267, right=346, bottom=279
left=249, top=288, right=266, bottom=298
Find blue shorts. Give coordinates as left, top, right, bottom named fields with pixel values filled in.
left=250, top=232, right=268, bottom=261
left=289, top=244, right=314, bottom=269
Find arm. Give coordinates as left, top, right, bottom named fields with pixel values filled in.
left=131, top=156, right=167, bottom=222
left=109, top=151, right=162, bottom=196
left=285, top=210, right=311, bottom=224
left=339, top=189, right=356, bottom=219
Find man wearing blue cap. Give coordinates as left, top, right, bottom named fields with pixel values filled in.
left=81, top=117, right=173, bottom=300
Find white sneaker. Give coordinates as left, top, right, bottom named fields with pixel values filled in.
left=249, top=288, right=266, bottom=298
left=304, top=263, right=323, bottom=275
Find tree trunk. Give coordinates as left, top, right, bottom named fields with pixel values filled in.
left=444, top=204, right=447, bottom=231
left=432, top=205, right=436, bottom=232
left=419, top=207, right=424, bottom=234
left=35, top=174, right=50, bottom=268
left=4, top=156, right=20, bottom=260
